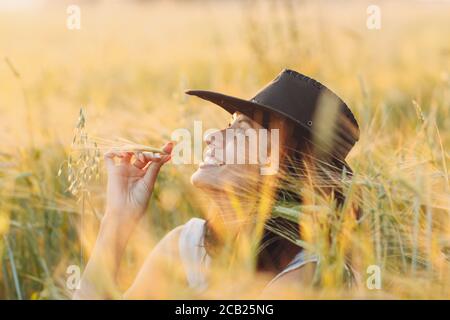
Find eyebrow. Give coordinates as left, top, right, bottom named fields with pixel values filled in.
left=229, top=114, right=252, bottom=127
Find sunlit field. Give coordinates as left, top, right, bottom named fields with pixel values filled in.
left=0, top=0, right=449, bottom=299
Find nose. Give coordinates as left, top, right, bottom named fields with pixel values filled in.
left=204, top=129, right=224, bottom=147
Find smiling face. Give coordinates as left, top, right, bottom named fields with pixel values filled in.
left=190, top=112, right=268, bottom=193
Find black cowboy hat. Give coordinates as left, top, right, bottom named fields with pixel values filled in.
left=185, top=69, right=359, bottom=170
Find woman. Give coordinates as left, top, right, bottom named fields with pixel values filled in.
left=73, top=69, right=359, bottom=299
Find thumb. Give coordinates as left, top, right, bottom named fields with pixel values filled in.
left=142, top=158, right=164, bottom=190
left=142, top=142, right=173, bottom=189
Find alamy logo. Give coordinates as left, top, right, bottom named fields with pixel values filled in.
left=366, top=265, right=382, bottom=290
left=170, top=121, right=280, bottom=175
left=66, top=264, right=81, bottom=290
left=66, top=5, right=81, bottom=30
left=366, top=5, right=381, bottom=30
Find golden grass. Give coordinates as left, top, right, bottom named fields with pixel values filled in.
left=0, top=0, right=449, bottom=299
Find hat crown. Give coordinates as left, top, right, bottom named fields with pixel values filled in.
left=251, top=69, right=352, bottom=124
left=250, top=69, right=359, bottom=158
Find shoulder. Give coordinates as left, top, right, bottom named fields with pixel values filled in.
left=153, top=218, right=209, bottom=292
left=179, top=218, right=206, bottom=242
left=176, top=218, right=209, bottom=291
left=162, top=224, right=185, bottom=243
left=157, top=218, right=206, bottom=254
left=177, top=218, right=207, bottom=259
left=122, top=221, right=198, bottom=299
left=146, top=225, right=184, bottom=262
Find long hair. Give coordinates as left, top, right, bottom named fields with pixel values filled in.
left=203, top=109, right=357, bottom=272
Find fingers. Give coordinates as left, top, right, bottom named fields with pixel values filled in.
left=162, top=141, right=174, bottom=154
left=133, top=151, right=160, bottom=169
left=142, top=160, right=162, bottom=189
left=140, top=141, right=173, bottom=165
left=120, top=152, right=132, bottom=164
left=141, top=142, right=173, bottom=186
left=103, top=151, right=133, bottom=172
left=158, top=141, right=173, bottom=165
left=132, top=152, right=145, bottom=169
left=104, top=142, right=174, bottom=173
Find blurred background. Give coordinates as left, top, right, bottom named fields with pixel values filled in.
left=0, top=0, right=449, bottom=299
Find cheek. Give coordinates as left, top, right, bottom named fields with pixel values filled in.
left=223, top=139, right=235, bottom=163
left=223, top=135, right=256, bottom=164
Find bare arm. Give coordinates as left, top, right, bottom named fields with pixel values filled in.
left=72, top=213, right=136, bottom=299
left=73, top=142, right=174, bottom=299
left=123, top=225, right=184, bottom=299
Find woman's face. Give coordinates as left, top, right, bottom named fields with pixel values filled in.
left=191, top=112, right=268, bottom=193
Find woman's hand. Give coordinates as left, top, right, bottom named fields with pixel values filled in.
left=103, top=142, right=173, bottom=224
left=73, top=142, right=173, bottom=300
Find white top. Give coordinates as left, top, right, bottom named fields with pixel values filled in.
left=178, top=217, right=318, bottom=292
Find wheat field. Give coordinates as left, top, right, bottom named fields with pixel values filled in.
left=0, top=0, right=449, bottom=299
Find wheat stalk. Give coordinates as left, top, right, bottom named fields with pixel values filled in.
left=58, top=108, right=167, bottom=197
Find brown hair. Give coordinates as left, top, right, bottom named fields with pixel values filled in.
left=204, top=110, right=354, bottom=273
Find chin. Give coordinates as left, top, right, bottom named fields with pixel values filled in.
left=190, top=166, right=223, bottom=190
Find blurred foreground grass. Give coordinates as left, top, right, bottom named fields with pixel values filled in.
left=0, top=0, right=449, bottom=299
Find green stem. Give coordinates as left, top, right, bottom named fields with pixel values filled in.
left=3, top=235, right=23, bottom=300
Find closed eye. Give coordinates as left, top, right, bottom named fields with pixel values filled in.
left=238, top=119, right=252, bottom=129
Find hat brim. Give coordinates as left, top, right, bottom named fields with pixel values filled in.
left=185, top=89, right=305, bottom=128
left=185, top=89, right=354, bottom=174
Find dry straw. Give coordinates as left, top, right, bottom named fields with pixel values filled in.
left=58, top=108, right=167, bottom=198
